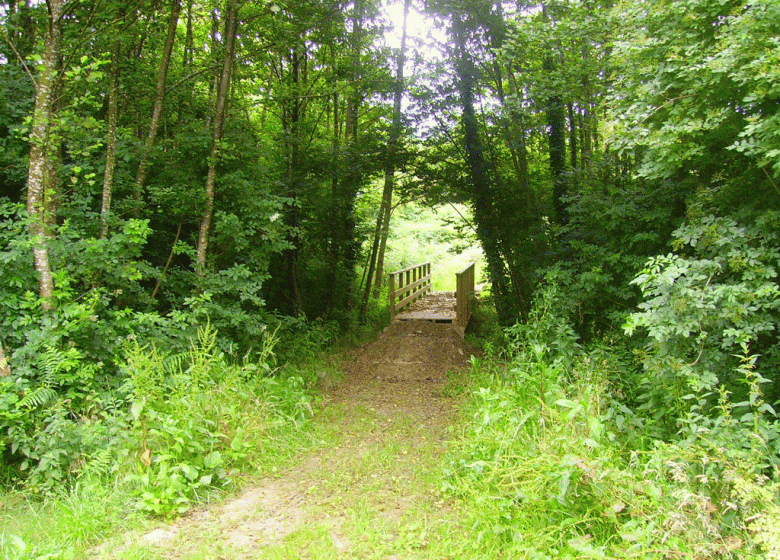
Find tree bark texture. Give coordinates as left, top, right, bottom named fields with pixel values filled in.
left=283, top=46, right=305, bottom=315
left=361, top=0, right=410, bottom=317
left=196, top=0, right=239, bottom=275
left=101, top=37, right=121, bottom=239
left=134, top=0, right=182, bottom=199
left=26, top=0, right=65, bottom=310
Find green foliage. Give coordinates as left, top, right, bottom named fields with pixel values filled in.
left=503, top=268, right=582, bottom=366
left=624, top=215, right=780, bottom=442
left=610, top=0, right=780, bottom=198
left=0, top=64, right=34, bottom=199
left=558, top=160, right=685, bottom=336
left=382, top=202, right=483, bottom=291
left=445, top=274, right=779, bottom=558
left=123, top=324, right=312, bottom=516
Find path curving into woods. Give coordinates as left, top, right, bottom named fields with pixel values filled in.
left=94, top=320, right=478, bottom=558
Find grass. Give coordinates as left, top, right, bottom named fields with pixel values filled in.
left=8, top=245, right=777, bottom=559
left=382, top=202, right=485, bottom=292
left=11, top=327, right=774, bottom=559
left=1, top=480, right=147, bottom=559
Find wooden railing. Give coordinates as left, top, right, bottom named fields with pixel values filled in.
left=455, top=262, right=475, bottom=333
left=389, top=262, right=432, bottom=321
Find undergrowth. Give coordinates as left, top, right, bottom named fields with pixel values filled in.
left=443, top=273, right=780, bottom=559
left=0, top=322, right=318, bottom=559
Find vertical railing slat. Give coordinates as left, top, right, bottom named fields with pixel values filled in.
left=387, top=262, right=432, bottom=318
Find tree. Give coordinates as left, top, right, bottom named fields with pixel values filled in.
left=100, top=35, right=121, bottom=239
left=26, top=0, right=64, bottom=310
left=419, top=1, right=548, bottom=323
left=134, top=0, right=182, bottom=203
left=610, top=0, right=780, bottom=208
left=361, top=0, right=411, bottom=320
left=195, top=0, right=240, bottom=275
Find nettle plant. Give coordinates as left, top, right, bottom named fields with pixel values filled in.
left=624, top=214, right=780, bottom=454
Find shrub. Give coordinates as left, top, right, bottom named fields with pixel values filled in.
left=624, top=214, right=780, bottom=450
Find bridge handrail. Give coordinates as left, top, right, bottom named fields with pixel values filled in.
left=389, top=262, right=432, bottom=321
left=455, top=262, right=476, bottom=332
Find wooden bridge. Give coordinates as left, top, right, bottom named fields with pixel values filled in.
left=388, top=261, right=476, bottom=337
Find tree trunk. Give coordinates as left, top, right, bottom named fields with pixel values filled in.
left=361, top=0, right=410, bottom=317
left=134, top=0, right=181, bottom=200
left=195, top=0, right=239, bottom=275
left=542, top=5, right=568, bottom=226
left=452, top=12, right=520, bottom=324
left=184, top=0, right=194, bottom=68
left=283, top=46, right=305, bottom=315
left=546, top=61, right=567, bottom=225
left=100, top=37, right=121, bottom=239
left=568, top=102, right=577, bottom=170
left=26, top=0, right=65, bottom=310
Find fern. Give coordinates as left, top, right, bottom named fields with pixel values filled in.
left=37, top=345, right=86, bottom=387
left=78, top=447, right=114, bottom=480
left=17, top=386, right=57, bottom=410
left=0, top=386, right=56, bottom=421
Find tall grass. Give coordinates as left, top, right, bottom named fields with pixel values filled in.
left=442, top=281, right=780, bottom=559
left=0, top=324, right=319, bottom=559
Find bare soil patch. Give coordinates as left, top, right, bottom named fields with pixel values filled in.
left=95, top=321, right=478, bottom=559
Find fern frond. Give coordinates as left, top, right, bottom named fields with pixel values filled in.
left=196, top=322, right=218, bottom=356
left=78, top=447, right=114, bottom=480
left=17, top=386, right=57, bottom=409
left=37, top=345, right=82, bottom=386
left=162, top=352, right=185, bottom=376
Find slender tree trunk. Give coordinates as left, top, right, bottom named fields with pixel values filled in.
left=151, top=217, right=183, bottom=302
left=134, top=0, right=181, bottom=200
left=100, top=37, right=121, bottom=239
left=184, top=0, right=194, bottom=67
left=196, top=0, right=239, bottom=275
left=542, top=4, right=567, bottom=226
left=283, top=46, right=305, bottom=315
left=568, top=102, right=577, bottom=170
left=26, top=0, right=65, bottom=310
left=546, top=59, right=567, bottom=225
left=361, top=0, right=410, bottom=316
left=375, top=196, right=393, bottom=294
left=505, top=69, right=534, bottom=209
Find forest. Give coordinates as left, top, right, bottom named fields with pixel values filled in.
left=1, top=0, right=779, bottom=557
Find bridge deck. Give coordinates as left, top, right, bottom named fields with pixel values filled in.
left=394, top=291, right=457, bottom=324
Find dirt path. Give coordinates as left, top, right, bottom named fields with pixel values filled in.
left=102, top=320, right=477, bottom=559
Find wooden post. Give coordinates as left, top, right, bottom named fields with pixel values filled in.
left=455, top=262, right=476, bottom=336
left=389, top=272, right=396, bottom=322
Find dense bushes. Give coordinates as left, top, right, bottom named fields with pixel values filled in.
left=625, top=214, right=780, bottom=446
left=1, top=321, right=314, bottom=515
left=446, top=258, right=780, bottom=558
